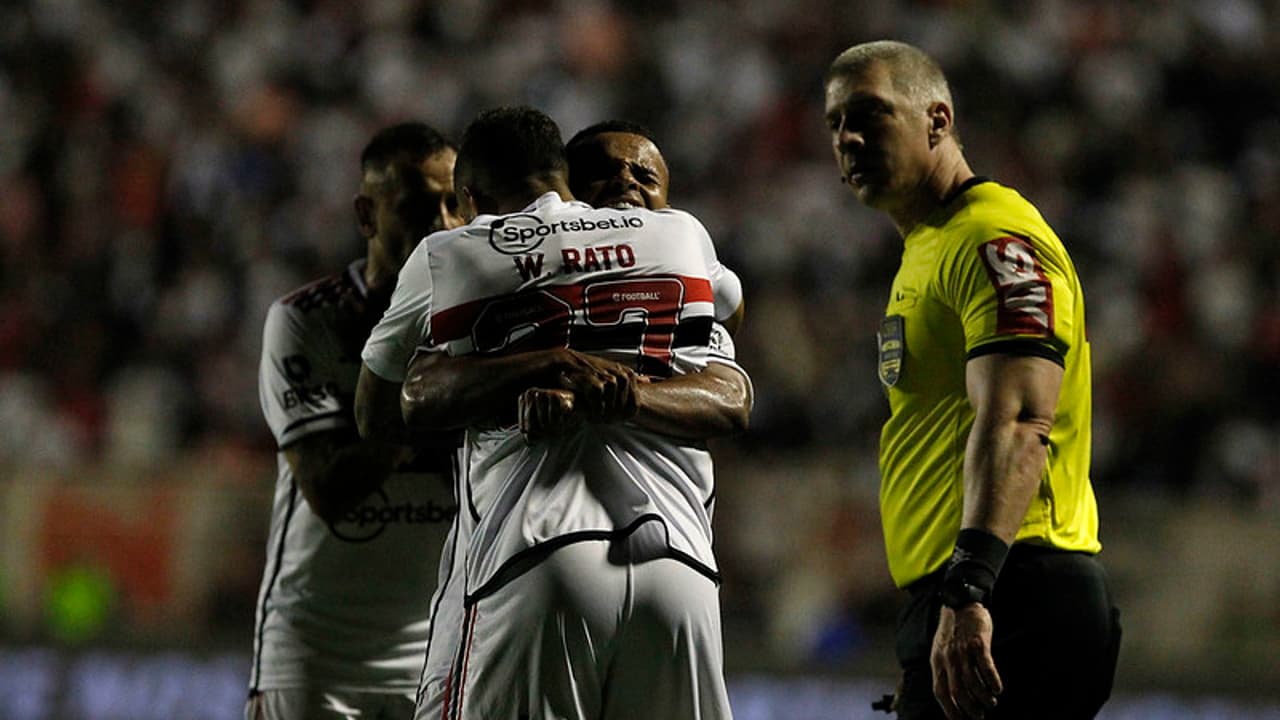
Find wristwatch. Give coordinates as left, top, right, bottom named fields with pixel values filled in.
left=939, top=575, right=988, bottom=609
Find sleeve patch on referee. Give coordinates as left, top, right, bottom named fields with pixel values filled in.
left=978, top=236, right=1054, bottom=336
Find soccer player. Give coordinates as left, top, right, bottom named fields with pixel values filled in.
left=361, top=116, right=750, bottom=720
left=359, top=106, right=747, bottom=719
left=565, top=119, right=671, bottom=211
left=823, top=41, right=1121, bottom=719
left=565, top=119, right=745, bottom=335
left=248, top=123, right=463, bottom=720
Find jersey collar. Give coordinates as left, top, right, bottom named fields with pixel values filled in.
left=346, top=257, right=370, bottom=300
left=520, top=191, right=591, bottom=214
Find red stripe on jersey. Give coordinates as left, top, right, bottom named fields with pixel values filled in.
left=453, top=604, right=478, bottom=719
left=585, top=278, right=685, bottom=367
left=977, top=236, right=1054, bottom=336
left=439, top=665, right=453, bottom=720
left=429, top=274, right=714, bottom=347
left=279, top=271, right=354, bottom=312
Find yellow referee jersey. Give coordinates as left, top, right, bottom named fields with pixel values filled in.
left=878, top=179, right=1101, bottom=588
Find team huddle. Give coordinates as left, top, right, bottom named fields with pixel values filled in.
left=249, top=41, right=1119, bottom=720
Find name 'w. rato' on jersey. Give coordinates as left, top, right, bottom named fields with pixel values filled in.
left=878, top=179, right=1101, bottom=589
left=362, top=193, right=747, bottom=603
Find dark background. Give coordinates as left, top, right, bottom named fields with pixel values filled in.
left=0, top=1, right=1276, bottom=718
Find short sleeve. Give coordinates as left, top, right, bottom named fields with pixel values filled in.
left=711, top=266, right=743, bottom=324
left=362, top=243, right=435, bottom=383
left=682, top=214, right=743, bottom=323
left=941, top=231, right=1074, bottom=364
left=705, top=321, right=753, bottom=398
left=707, top=321, right=738, bottom=363
left=258, top=302, right=350, bottom=448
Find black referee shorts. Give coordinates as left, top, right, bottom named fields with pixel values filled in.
left=893, top=544, right=1122, bottom=720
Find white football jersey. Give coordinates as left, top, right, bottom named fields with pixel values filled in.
left=363, top=193, right=747, bottom=602
left=411, top=322, right=740, bottom=718
left=253, top=259, right=456, bottom=693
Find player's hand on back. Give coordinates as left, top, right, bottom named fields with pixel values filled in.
left=551, top=350, right=639, bottom=423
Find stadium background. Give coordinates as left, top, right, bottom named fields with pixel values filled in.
left=0, top=1, right=1277, bottom=718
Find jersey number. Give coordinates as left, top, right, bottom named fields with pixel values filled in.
left=470, top=279, right=685, bottom=373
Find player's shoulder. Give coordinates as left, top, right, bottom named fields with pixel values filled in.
left=276, top=265, right=359, bottom=314
left=424, top=224, right=474, bottom=253
left=638, top=206, right=711, bottom=241
left=652, top=205, right=693, bottom=218
left=649, top=205, right=699, bottom=223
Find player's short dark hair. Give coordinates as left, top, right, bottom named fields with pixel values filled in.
left=360, top=122, right=454, bottom=176
left=455, top=106, right=568, bottom=197
left=565, top=119, right=661, bottom=155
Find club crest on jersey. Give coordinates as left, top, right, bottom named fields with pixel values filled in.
left=878, top=315, right=905, bottom=387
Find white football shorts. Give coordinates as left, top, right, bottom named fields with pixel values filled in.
left=438, top=538, right=732, bottom=720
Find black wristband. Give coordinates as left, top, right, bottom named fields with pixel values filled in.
left=939, top=528, right=1010, bottom=609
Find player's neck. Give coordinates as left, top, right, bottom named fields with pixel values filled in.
left=490, top=177, right=574, bottom=215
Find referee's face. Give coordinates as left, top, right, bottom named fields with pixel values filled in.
left=824, top=61, right=934, bottom=214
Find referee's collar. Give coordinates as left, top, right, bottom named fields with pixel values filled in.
left=942, top=175, right=992, bottom=207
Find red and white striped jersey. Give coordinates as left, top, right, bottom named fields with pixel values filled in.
left=363, top=193, right=745, bottom=601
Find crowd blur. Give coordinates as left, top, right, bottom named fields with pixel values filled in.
left=1, top=0, right=1278, bottom=681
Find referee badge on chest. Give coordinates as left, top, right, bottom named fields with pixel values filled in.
left=878, top=315, right=905, bottom=388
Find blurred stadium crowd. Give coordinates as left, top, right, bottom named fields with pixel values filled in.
left=1, top=0, right=1278, bottom=690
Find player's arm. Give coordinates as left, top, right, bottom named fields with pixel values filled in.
left=522, top=318, right=751, bottom=440
left=627, top=319, right=752, bottom=438
left=932, top=351, right=1063, bottom=720
left=284, top=430, right=412, bottom=525
left=356, top=363, right=418, bottom=444
left=401, top=348, right=638, bottom=431
left=357, top=240, right=437, bottom=443
left=520, top=362, right=750, bottom=442
left=404, top=345, right=750, bottom=440
left=261, top=300, right=415, bottom=523
left=629, top=363, right=750, bottom=438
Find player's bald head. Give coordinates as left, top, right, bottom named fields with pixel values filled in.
left=826, top=40, right=953, bottom=112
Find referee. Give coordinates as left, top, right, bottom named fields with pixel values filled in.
left=823, top=41, right=1121, bottom=719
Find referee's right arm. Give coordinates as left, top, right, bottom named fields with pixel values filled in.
left=931, top=351, right=1063, bottom=720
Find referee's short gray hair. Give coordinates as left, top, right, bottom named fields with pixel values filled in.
left=826, top=40, right=954, bottom=112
